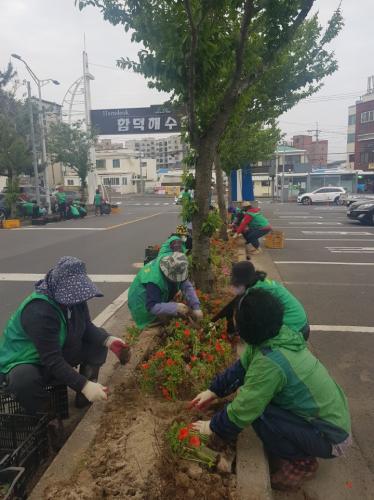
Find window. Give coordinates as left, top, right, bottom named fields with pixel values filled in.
left=103, top=177, right=120, bottom=186
left=96, top=159, right=106, bottom=170
left=122, top=177, right=128, bottom=185
left=360, top=152, right=369, bottom=164
left=261, top=180, right=270, bottom=187
left=361, top=110, right=374, bottom=123
left=112, top=159, right=120, bottom=168
left=349, top=154, right=355, bottom=163
left=348, top=114, right=356, bottom=125
left=67, top=179, right=74, bottom=186
left=347, top=133, right=355, bottom=144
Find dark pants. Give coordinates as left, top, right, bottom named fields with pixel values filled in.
left=252, top=404, right=333, bottom=460
left=6, top=342, right=107, bottom=415
left=58, top=202, right=66, bottom=219
left=243, top=227, right=271, bottom=249
left=95, top=204, right=103, bottom=216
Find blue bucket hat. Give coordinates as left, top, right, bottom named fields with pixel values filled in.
left=35, top=256, right=103, bottom=306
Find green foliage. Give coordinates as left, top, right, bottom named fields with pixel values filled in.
left=181, top=197, right=198, bottom=223
left=182, top=172, right=196, bottom=190
left=48, top=121, right=95, bottom=195
left=4, top=178, right=20, bottom=218
left=126, top=325, right=142, bottom=345
left=201, top=210, right=222, bottom=237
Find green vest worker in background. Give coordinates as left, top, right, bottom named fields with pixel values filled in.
left=158, top=225, right=189, bottom=258
left=128, top=252, right=202, bottom=330
left=55, top=187, right=67, bottom=219
left=0, top=257, right=130, bottom=423
left=234, top=201, right=272, bottom=257
left=190, top=289, right=351, bottom=492
left=94, top=188, right=103, bottom=216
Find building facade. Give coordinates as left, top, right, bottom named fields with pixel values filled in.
left=292, top=135, right=328, bottom=166
left=125, top=134, right=188, bottom=169
left=347, top=76, right=374, bottom=171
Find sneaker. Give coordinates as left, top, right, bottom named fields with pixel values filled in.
left=248, top=248, right=262, bottom=255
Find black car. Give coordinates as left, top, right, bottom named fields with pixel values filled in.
left=347, top=200, right=374, bottom=225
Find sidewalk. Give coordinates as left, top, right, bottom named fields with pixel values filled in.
left=249, top=246, right=374, bottom=500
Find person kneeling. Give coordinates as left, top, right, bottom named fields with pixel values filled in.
left=190, top=289, right=351, bottom=491
left=128, top=252, right=203, bottom=330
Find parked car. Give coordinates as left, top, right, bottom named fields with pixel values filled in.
left=340, top=192, right=374, bottom=207
left=297, top=187, right=346, bottom=205
left=346, top=199, right=374, bottom=225
left=0, top=194, right=9, bottom=220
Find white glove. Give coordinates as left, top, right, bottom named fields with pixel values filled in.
left=188, top=389, right=217, bottom=410
left=192, top=309, right=203, bottom=322
left=176, top=303, right=189, bottom=316
left=105, top=336, right=127, bottom=348
left=232, top=232, right=239, bottom=239
left=81, top=381, right=108, bottom=403
left=105, top=336, right=131, bottom=365
left=191, top=420, right=212, bottom=436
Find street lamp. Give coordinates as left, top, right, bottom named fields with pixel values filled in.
left=11, top=54, right=59, bottom=214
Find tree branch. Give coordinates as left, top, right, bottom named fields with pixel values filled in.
left=183, top=0, right=199, bottom=147
left=233, top=0, right=256, bottom=82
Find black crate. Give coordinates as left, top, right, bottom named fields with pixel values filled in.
left=0, top=385, right=69, bottom=420
left=0, top=467, right=25, bottom=500
left=144, top=246, right=159, bottom=265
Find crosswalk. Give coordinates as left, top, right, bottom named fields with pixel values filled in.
left=122, top=202, right=173, bottom=206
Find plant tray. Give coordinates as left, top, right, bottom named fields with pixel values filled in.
left=265, top=230, right=285, bottom=249
left=1, top=220, right=20, bottom=230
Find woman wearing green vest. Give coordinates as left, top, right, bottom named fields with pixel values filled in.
left=234, top=201, right=272, bottom=256
left=55, top=187, right=67, bottom=219
left=190, top=290, right=351, bottom=491
left=158, top=225, right=189, bottom=258
left=0, top=257, right=130, bottom=418
left=94, top=189, right=103, bottom=216
left=231, top=261, right=310, bottom=339
left=128, top=252, right=202, bottom=330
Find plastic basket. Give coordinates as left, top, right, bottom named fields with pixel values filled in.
left=0, top=467, right=25, bottom=500
left=265, top=230, right=285, bottom=249
left=0, top=385, right=69, bottom=420
left=1, top=220, right=21, bottom=230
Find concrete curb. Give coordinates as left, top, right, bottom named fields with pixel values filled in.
left=235, top=239, right=273, bottom=500
left=29, top=305, right=160, bottom=500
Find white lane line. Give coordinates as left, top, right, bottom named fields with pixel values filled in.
left=327, top=247, right=374, bottom=254
left=275, top=261, right=374, bottom=266
left=274, top=226, right=347, bottom=229
left=311, top=325, right=374, bottom=334
left=277, top=216, right=323, bottom=219
left=289, top=222, right=342, bottom=225
left=93, top=289, right=129, bottom=327
left=302, top=231, right=373, bottom=235
left=287, top=238, right=374, bottom=242
left=0, top=273, right=136, bottom=283
left=284, top=281, right=374, bottom=287
left=15, top=227, right=106, bottom=231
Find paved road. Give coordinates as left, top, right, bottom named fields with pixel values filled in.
left=0, top=195, right=179, bottom=331
left=261, top=201, right=374, bottom=473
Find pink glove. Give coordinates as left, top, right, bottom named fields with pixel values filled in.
left=105, top=336, right=131, bottom=365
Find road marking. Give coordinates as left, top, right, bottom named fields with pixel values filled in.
left=326, top=246, right=374, bottom=254
left=14, top=227, right=106, bottom=231
left=105, top=212, right=162, bottom=231
left=311, top=325, right=374, bottom=334
left=278, top=216, right=323, bottom=219
left=284, top=281, right=374, bottom=287
left=275, top=261, right=374, bottom=266
left=93, top=289, right=129, bottom=327
left=0, top=273, right=136, bottom=283
left=302, top=231, right=373, bottom=235
left=287, top=238, right=374, bottom=242
left=289, top=222, right=342, bottom=225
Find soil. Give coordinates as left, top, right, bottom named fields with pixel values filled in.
left=43, top=376, right=237, bottom=500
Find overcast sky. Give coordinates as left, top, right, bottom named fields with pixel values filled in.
left=1, top=0, right=373, bottom=161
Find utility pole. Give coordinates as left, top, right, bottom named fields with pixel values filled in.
left=27, top=81, right=41, bottom=207
left=83, top=50, right=97, bottom=204
left=307, top=122, right=321, bottom=143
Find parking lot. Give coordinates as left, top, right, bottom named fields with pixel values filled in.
left=262, top=201, right=374, bottom=473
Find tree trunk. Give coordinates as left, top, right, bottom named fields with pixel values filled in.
left=215, top=155, right=228, bottom=241
left=191, top=136, right=216, bottom=291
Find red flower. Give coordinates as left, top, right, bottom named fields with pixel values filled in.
left=155, top=351, right=165, bottom=359
left=188, top=436, right=201, bottom=448
left=184, top=329, right=191, bottom=337
left=215, top=341, right=224, bottom=353
left=166, top=358, right=174, bottom=366
left=141, top=362, right=150, bottom=369
left=207, top=354, right=214, bottom=363
left=191, top=355, right=198, bottom=362
left=221, top=333, right=227, bottom=340
left=201, top=352, right=206, bottom=359
left=161, top=387, right=172, bottom=400
left=175, top=322, right=180, bottom=328
left=178, top=427, right=190, bottom=441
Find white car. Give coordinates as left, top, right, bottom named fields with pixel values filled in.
left=297, top=187, right=346, bottom=205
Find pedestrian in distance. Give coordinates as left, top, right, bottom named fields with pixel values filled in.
left=233, top=201, right=271, bottom=258
left=94, top=188, right=103, bottom=216
left=55, top=186, right=67, bottom=220
left=158, top=225, right=189, bottom=258
left=190, top=289, right=351, bottom=492
left=0, top=256, right=130, bottom=446
left=128, top=252, right=203, bottom=330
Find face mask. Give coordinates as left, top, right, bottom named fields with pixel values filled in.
left=181, top=236, right=187, bottom=242
left=231, top=285, right=246, bottom=295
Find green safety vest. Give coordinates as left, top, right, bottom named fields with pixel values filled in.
left=158, top=236, right=187, bottom=258
left=56, top=192, right=66, bottom=204
left=128, top=258, right=181, bottom=330
left=246, top=210, right=270, bottom=229
left=0, top=293, right=67, bottom=374
left=94, top=194, right=102, bottom=206
left=252, top=279, right=308, bottom=333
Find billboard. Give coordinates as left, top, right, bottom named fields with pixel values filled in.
left=90, top=105, right=181, bottom=135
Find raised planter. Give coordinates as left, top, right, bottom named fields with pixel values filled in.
left=1, top=219, right=21, bottom=229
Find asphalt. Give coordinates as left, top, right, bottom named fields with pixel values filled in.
left=0, top=195, right=179, bottom=331
left=260, top=201, right=374, bottom=474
